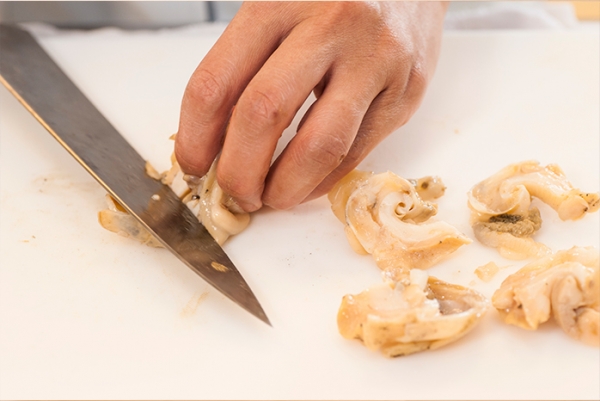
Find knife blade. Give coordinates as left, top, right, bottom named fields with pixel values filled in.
left=0, top=24, right=270, bottom=325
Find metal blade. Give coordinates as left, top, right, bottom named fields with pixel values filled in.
left=0, top=24, right=270, bottom=325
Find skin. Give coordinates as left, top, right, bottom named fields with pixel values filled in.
left=176, top=1, right=448, bottom=212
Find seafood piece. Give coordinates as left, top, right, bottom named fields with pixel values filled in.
left=472, top=210, right=550, bottom=260
left=330, top=172, right=447, bottom=224
left=100, top=146, right=249, bottom=246
left=492, top=247, right=599, bottom=346
left=469, top=161, right=599, bottom=220
left=329, top=169, right=374, bottom=224
left=338, top=270, right=489, bottom=357
left=181, top=159, right=249, bottom=245
left=330, top=170, right=471, bottom=280
left=160, top=160, right=191, bottom=199
left=98, top=194, right=162, bottom=247
left=408, top=176, right=447, bottom=201
left=144, top=161, right=162, bottom=180
left=474, top=261, right=501, bottom=282
left=468, top=161, right=599, bottom=259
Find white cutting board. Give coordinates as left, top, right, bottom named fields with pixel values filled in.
left=1, top=25, right=598, bottom=400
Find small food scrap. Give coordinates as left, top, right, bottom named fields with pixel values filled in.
left=151, top=194, right=160, bottom=201
left=474, top=261, right=500, bottom=282
left=144, top=162, right=162, bottom=180
left=180, top=291, right=209, bottom=318
left=338, top=270, right=489, bottom=357
left=407, top=176, right=447, bottom=201
left=329, top=170, right=471, bottom=280
left=211, top=261, right=229, bottom=272
left=98, top=194, right=162, bottom=247
left=161, top=160, right=191, bottom=198
left=468, top=161, right=599, bottom=259
left=492, top=246, right=599, bottom=346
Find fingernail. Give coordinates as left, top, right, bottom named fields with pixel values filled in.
left=236, top=198, right=262, bottom=213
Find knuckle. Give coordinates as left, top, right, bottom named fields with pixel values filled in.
left=299, top=133, right=349, bottom=171
left=343, top=145, right=362, bottom=164
left=407, top=66, right=428, bottom=95
left=344, top=124, right=385, bottom=166
left=237, top=88, right=285, bottom=128
left=388, top=65, right=429, bottom=125
left=185, top=68, right=229, bottom=111
left=305, top=2, right=383, bottom=43
left=262, top=178, right=300, bottom=211
left=325, top=2, right=380, bottom=24
left=340, top=142, right=365, bottom=168
left=174, top=144, right=209, bottom=176
left=216, top=169, right=261, bottom=203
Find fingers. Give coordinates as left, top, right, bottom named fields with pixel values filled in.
left=175, top=1, right=445, bottom=212
left=261, top=71, right=382, bottom=210
left=261, top=57, right=430, bottom=209
left=215, top=27, right=336, bottom=211
left=303, top=67, right=430, bottom=203
left=175, top=4, right=291, bottom=178
left=300, top=98, right=405, bottom=204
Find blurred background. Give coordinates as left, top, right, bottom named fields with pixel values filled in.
left=0, top=1, right=597, bottom=30
left=0, top=2, right=240, bottom=28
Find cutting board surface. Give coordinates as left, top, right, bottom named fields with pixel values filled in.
left=1, top=25, right=599, bottom=399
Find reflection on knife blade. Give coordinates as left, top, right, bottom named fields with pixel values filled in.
left=0, top=24, right=270, bottom=326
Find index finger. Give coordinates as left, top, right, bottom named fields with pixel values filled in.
left=175, top=5, right=291, bottom=177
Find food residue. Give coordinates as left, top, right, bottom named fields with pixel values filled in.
left=474, top=261, right=501, bottom=282
left=145, top=161, right=162, bottom=180
left=211, top=261, right=229, bottom=272
left=180, top=291, right=209, bottom=317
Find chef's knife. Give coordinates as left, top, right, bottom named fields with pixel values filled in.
left=0, top=24, right=270, bottom=325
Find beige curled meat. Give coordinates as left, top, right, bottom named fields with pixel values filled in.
left=99, top=137, right=250, bottom=246
left=338, top=270, right=489, bottom=357
left=330, top=170, right=471, bottom=281
left=474, top=261, right=501, bottom=282
left=407, top=176, right=447, bottom=201
left=98, top=194, right=162, bottom=247
left=181, top=159, right=249, bottom=245
left=492, top=247, right=599, bottom=346
left=468, top=161, right=599, bottom=259
left=328, top=169, right=374, bottom=224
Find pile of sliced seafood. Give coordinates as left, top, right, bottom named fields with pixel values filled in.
left=99, top=137, right=249, bottom=247
left=330, top=169, right=489, bottom=356
left=99, top=150, right=599, bottom=354
left=332, top=161, right=599, bottom=356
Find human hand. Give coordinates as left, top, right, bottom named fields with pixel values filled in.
left=175, top=1, right=448, bottom=212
